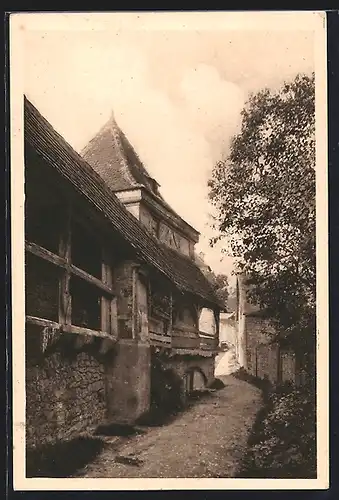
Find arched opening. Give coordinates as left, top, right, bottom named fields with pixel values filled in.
left=184, top=367, right=207, bottom=396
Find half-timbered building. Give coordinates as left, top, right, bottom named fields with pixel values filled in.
left=24, top=97, right=222, bottom=450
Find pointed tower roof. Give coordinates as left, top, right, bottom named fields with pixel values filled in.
left=81, top=112, right=160, bottom=195
left=81, top=111, right=200, bottom=240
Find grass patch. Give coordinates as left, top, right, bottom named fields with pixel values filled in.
left=237, top=380, right=316, bottom=478
left=231, top=367, right=271, bottom=396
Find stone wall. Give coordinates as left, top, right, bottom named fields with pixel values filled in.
left=26, top=325, right=152, bottom=448
left=245, top=316, right=278, bottom=383
left=26, top=337, right=107, bottom=449
left=256, top=343, right=279, bottom=384
left=244, top=316, right=298, bottom=386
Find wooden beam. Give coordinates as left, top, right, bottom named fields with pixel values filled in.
left=171, top=324, right=199, bottom=335
left=132, top=266, right=137, bottom=339
left=70, top=264, right=114, bottom=296
left=199, top=332, right=216, bottom=339
left=149, top=332, right=172, bottom=345
left=25, top=317, right=118, bottom=341
left=62, top=323, right=117, bottom=340
left=26, top=315, right=60, bottom=329
left=110, top=298, right=118, bottom=337
left=25, top=241, right=114, bottom=296
left=101, top=248, right=114, bottom=334
left=150, top=339, right=172, bottom=348
left=25, top=241, right=66, bottom=268
left=58, top=202, right=72, bottom=325
left=168, top=292, right=173, bottom=335
left=172, top=329, right=199, bottom=339
left=172, top=335, right=200, bottom=349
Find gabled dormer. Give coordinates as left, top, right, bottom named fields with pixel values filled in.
left=81, top=112, right=200, bottom=259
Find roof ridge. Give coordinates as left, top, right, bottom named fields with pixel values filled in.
left=108, top=115, right=140, bottom=188
left=82, top=111, right=157, bottom=193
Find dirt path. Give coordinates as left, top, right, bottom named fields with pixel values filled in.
left=76, top=375, right=262, bottom=478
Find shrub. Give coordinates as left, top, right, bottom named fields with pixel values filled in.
left=240, top=383, right=316, bottom=478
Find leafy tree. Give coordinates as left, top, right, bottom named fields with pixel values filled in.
left=208, top=73, right=315, bottom=344
left=205, top=270, right=229, bottom=307
left=212, top=273, right=229, bottom=306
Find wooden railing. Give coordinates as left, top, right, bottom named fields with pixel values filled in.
left=149, top=326, right=218, bottom=351
left=149, top=331, right=172, bottom=346
left=199, top=334, right=218, bottom=350
left=171, top=329, right=200, bottom=349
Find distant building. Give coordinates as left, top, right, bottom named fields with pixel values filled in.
left=24, top=97, right=222, bottom=452
left=235, top=273, right=311, bottom=387
left=219, top=312, right=236, bottom=348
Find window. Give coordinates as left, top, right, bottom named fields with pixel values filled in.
left=172, top=300, right=198, bottom=330
left=70, top=276, right=101, bottom=330
left=25, top=253, right=60, bottom=322
left=148, top=280, right=171, bottom=335
left=25, top=176, right=116, bottom=336
left=71, top=219, right=102, bottom=279
left=25, top=179, right=64, bottom=255
left=149, top=285, right=171, bottom=320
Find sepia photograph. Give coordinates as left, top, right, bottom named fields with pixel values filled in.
left=9, top=11, right=328, bottom=490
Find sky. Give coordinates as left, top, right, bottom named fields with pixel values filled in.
left=21, top=12, right=316, bottom=282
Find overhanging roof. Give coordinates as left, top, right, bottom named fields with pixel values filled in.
left=24, top=96, right=222, bottom=308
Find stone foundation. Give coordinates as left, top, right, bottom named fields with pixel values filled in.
left=26, top=323, right=151, bottom=449
left=26, top=349, right=107, bottom=449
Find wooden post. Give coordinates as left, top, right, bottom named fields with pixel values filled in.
left=131, top=265, right=137, bottom=339
left=277, top=342, right=282, bottom=386
left=58, top=201, right=72, bottom=326
left=168, top=292, right=173, bottom=336
left=214, top=308, right=220, bottom=345
left=101, top=248, right=114, bottom=334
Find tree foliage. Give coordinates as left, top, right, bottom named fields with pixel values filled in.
left=205, top=270, right=229, bottom=307
left=212, top=273, right=229, bottom=306
left=240, top=384, right=316, bottom=478
left=208, top=73, right=315, bottom=339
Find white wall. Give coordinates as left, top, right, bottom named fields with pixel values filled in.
left=199, top=308, right=216, bottom=335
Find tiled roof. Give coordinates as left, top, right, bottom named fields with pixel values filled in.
left=24, top=97, right=222, bottom=308
left=160, top=244, right=223, bottom=307
left=81, top=113, right=199, bottom=237
left=81, top=114, right=156, bottom=193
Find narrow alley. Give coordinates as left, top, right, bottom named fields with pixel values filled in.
left=76, top=372, right=262, bottom=478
